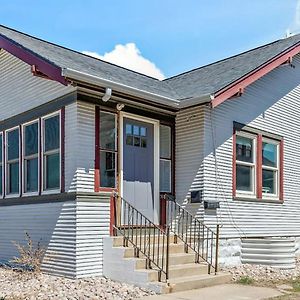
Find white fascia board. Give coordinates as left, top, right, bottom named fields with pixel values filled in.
left=62, top=68, right=180, bottom=108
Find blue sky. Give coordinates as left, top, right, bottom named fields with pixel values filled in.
left=0, top=1, right=299, bottom=79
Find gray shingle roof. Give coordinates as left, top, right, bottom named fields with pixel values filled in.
left=1, top=25, right=300, bottom=103
left=164, top=35, right=300, bottom=100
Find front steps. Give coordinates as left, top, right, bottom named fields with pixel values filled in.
left=103, top=235, right=231, bottom=294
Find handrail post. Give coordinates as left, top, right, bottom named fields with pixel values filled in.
left=109, top=193, right=117, bottom=236
left=166, top=225, right=170, bottom=281
left=215, top=224, right=220, bottom=274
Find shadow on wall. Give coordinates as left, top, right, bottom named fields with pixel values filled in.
left=0, top=201, right=76, bottom=277
left=180, top=62, right=300, bottom=217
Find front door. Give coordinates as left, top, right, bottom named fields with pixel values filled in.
left=123, top=117, right=155, bottom=222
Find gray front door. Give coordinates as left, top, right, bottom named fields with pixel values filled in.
left=123, top=118, right=154, bottom=222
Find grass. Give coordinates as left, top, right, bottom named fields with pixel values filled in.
left=237, top=276, right=254, bottom=285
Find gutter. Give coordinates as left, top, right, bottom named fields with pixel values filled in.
left=62, top=68, right=180, bottom=108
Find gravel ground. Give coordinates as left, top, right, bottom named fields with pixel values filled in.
left=224, top=258, right=300, bottom=283
left=0, top=267, right=155, bottom=300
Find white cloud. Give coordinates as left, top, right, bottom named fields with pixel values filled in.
left=82, top=43, right=165, bottom=80
left=287, top=0, right=300, bottom=36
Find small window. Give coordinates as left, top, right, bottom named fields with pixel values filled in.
left=6, top=128, right=20, bottom=195
left=99, top=111, right=117, bottom=188
left=125, top=123, right=147, bottom=148
left=262, top=140, right=279, bottom=196
left=23, top=121, right=39, bottom=193
left=43, top=114, right=60, bottom=191
left=235, top=134, right=255, bottom=193
left=159, top=125, right=172, bottom=193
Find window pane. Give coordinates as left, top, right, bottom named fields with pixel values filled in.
left=133, top=125, right=139, bottom=136
left=7, top=129, right=19, bottom=160
left=236, top=136, right=253, bottom=163
left=126, top=135, right=133, bottom=146
left=140, top=127, right=147, bottom=137
left=262, top=142, right=277, bottom=167
left=160, top=159, right=171, bottom=192
left=141, top=137, right=147, bottom=148
left=9, top=162, right=19, bottom=194
left=126, top=124, right=132, bottom=135
left=44, top=115, right=59, bottom=152
left=0, top=134, right=2, bottom=164
left=100, top=112, right=116, bottom=150
left=262, top=169, right=276, bottom=194
left=160, top=125, right=171, bottom=158
left=100, top=151, right=116, bottom=188
left=0, top=166, right=2, bottom=195
left=236, top=165, right=253, bottom=192
left=25, top=122, right=38, bottom=156
left=134, top=136, right=140, bottom=147
left=25, top=158, right=38, bottom=192
left=45, top=153, right=60, bottom=190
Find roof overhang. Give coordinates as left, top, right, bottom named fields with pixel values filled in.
left=0, top=34, right=68, bottom=85
left=210, top=43, right=300, bottom=108
left=62, top=68, right=180, bottom=109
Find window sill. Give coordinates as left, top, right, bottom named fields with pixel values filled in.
left=234, top=195, right=283, bottom=204
left=42, top=189, right=61, bottom=195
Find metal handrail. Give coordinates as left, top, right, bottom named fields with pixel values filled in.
left=111, top=194, right=170, bottom=282
left=163, top=194, right=220, bottom=274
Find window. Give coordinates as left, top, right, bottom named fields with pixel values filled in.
left=6, top=128, right=20, bottom=195
left=43, top=114, right=60, bottom=191
left=160, top=125, right=172, bottom=193
left=262, top=140, right=279, bottom=196
left=126, top=124, right=147, bottom=148
left=235, top=134, right=256, bottom=194
left=99, top=111, right=117, bottom=188
left=23, top=121, right=39, bottom=193
left=0, top=133, right=3, bottom=196
left=234, top=126, right=283, bottom=201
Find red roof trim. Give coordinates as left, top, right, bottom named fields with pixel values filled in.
left=211, top=44, right=300, bottom=108
left=0, top=35, right=68, bottom=86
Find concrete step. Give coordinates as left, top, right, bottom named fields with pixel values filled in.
left=169, top=273, right=232, bottom=293
left=169, top=263, right=208, bottom=278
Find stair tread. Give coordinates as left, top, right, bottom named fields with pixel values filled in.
left=169, top=272, right=231, bottom=284
left=169, top=263, right=207, bottom=270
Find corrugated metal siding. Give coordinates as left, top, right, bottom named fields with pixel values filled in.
left=76, top=193, right=110, bottom=278
left=175, top=106, right=205, bottom=219
left=65, top=101, right=95, bottom=193
left=0, top=201, right=76, bottom=278
left=203, top=54, right=300, bottom=238
left=0, top=49, right=75, bottom=120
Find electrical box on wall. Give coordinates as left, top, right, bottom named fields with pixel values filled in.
left=204, top=201, right=220, bottom=209
left=190, top=190, right=203, bottom=203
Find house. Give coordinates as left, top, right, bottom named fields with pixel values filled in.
left=0, top=24, right=300, bottom=291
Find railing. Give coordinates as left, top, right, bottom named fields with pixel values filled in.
left=162, top=194, right=220, bottom=274
left=111, top=193, right=170, bottom=282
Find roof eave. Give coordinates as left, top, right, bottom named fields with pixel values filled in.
left=62, top=68, right=180, bottom=109
left=179, top=94, right=212, bottom=108
left=211, top=43, right=300, bottom=108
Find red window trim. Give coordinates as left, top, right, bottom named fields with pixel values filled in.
left=233, top=128, right=284, bottom=201
left=60, top=107, right=65, bottom=193
left=232, top=129, right=237, bottom=198
left=94, top=106, right=118, bottom=192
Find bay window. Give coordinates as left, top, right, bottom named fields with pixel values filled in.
left=99, top=110, right=117, bottom=188
left=159, top=125, right=172, bottom=193
left=23, top=121, right=39, bottom=193
left=234, top=125, right=283, bottom=201
left=6, top=127, right=20, bottom=195
left=42, top=113, right=60, bottom=191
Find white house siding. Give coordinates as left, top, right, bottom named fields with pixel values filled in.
left=76, top=193, right=110, bottom=278
left=65, top=101, right=95, bottom=193
left=202, top=54, right=300, bottom=242
left=0, top=201, right=77, bottom=278
left=0, top=49, right=75, bottom=120
left=175, top=106, right=205, bottom=219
